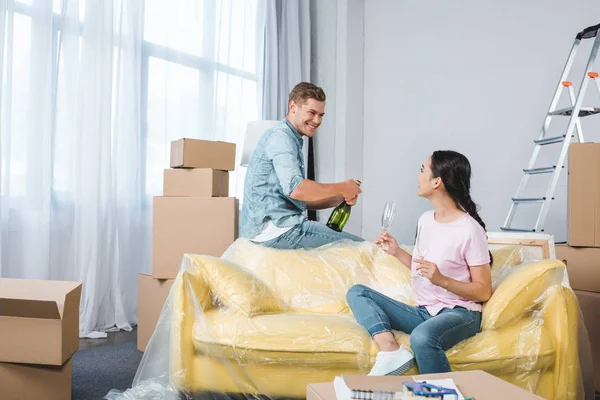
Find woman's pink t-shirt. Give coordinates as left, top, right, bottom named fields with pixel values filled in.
left=412, top=210, right=490, bottom=316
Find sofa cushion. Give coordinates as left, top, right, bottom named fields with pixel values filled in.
left=221, top=239, right=414, bottom=313
left=192, top=309, right=555, bottom=373
left=189, top=255, right=284, bottom=317
left=193, top=310, right=377, bottom=367
left=482, top=259, right=566, bottom=330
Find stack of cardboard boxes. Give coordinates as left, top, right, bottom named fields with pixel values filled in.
left=556, top=143, right=600, bottom=391
left=138, top=138, right=239, bottom=352
left=0, top=278, right=82, bottom=399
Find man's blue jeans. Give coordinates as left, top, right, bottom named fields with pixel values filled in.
left=346, top=284, right=482, bottom=374
left=259, top=220, right=364, bottom=250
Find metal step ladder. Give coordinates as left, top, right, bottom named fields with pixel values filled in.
left=502, top=22, right=600, bottom=233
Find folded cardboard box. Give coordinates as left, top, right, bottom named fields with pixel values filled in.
left=152, top=196, right=239, bottom=278
left=568, top=143, right=600, bottom=247
left=0, top=358, right=72, bottom=400
left=163, top=168, right=229, bottom=198
left=138, top=273, right=175, bottom=352
left=574, top=289, right=600, bottom=391
left=0, top=278, right=82, bottom=365
left=556, top=245, right=600, bottom=292
left=170, top=138, right=236, bottom=171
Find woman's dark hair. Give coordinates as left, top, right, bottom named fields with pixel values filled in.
left=430, top=150, right=493, bottom=266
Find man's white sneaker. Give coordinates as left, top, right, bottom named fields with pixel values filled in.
left=368, top=346, right=415, bottom=376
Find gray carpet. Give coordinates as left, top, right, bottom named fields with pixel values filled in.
left=73, top=333, right=143, bottom=400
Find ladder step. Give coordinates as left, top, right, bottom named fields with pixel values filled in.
left=549, top=106, right=600, bottom=117
left=534, top=135, right=566, bottom=145
left=500, top=227, right=536, bottom=233
left=523, top=167, right=556, bottom=175
left=512, top=197, right=545, bottom=203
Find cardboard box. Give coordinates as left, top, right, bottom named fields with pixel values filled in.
left=306, top=370, right=544, bottom=400
left=163, top=168, right=229, bottom=198
left=574, top=290, right=600, bottom=391
left=170, top=138, right=236, bottom=171
left=137, top=273, right=175, bottom=352
left=556, top=245, right=600, bottom=292
left=0, top=358, right=72, bottom=400
left=0, top=278, right=82, bottom=365
left=152, top=196, right=239, bottom=278
left=568, top=143, right=600, bottom=247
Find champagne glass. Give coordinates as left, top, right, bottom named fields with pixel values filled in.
left=414, top=225, right=427, bottom=282
left=381, top=201, right=396, bottom=232
left=379, top=201, right=396, bottom=252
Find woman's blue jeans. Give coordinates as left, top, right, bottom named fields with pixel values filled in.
left=346, top=284, right=482, bottom=374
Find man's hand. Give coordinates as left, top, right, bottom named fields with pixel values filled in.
left=338, top=179, right=361, bottom=201
left=346, top=195, right=359, bottom=206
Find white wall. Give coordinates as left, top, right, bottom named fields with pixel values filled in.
left=362, top=0, right=600, bottom=245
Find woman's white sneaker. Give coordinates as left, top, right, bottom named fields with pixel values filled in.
left=368, top=346, right=415, bottom=376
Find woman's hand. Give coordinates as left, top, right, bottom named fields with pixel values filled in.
left=414, top=259, right=447, bottom=288
left=375, top=231, right=400, bottom=257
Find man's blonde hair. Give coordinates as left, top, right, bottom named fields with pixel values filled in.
left=288, top=82, right=326, bottom=107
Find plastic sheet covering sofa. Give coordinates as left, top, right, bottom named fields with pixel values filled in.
left=106, top=237, right=586, bottom=400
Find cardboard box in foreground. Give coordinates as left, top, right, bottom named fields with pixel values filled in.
left=138, top=273, right=175, bottom=352
left=0, top=358, right=72, bottom=400
left=306, top=370, right=544, bottom=400
left=0, top=278, right=82, bottom=365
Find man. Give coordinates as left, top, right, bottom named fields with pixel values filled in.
left=240, top=82, right=364, bottom=249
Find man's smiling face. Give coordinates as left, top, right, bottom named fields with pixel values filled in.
left=288, top=98, right=325, bottom=138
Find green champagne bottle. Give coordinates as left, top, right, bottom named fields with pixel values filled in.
left=326, top=180, right=361, bottom=232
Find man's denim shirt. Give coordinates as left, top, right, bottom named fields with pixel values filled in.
left=240, top=119, right=307, bottom=239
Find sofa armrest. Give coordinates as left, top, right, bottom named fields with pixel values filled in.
left=169, top=254, right=285, bottom=390
left=170, top=255, right=212, bottom=389
left=482, top=259, right=567, bottom=330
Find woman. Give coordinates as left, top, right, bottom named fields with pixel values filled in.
left=347, top=150, right=493, bottom=376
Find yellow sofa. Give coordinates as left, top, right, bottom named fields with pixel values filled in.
left=169, top=238, right=583, bottom=399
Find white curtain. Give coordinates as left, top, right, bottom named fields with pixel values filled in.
left=262, top=0, right=312, bottom=216
left=0, top=0, right=265, bottom=337
left=263, top=0, right=311, bottom=121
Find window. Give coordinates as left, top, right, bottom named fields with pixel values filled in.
left=142, top=0, right=262, bottom=199
left=5, top=0, right=263, bottom=204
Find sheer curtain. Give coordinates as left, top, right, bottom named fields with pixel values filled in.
left=262, top=0, right=310, bottom=121
left=262, top=0, right=313, bottom=216
left=0, top=0, right=266, bottom=337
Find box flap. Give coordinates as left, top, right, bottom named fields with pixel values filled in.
left=63, top=284, right=82, bottom=316
left=0, top=298, right=61, bottom=319
left=0, top=278, right=82, bottom=319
